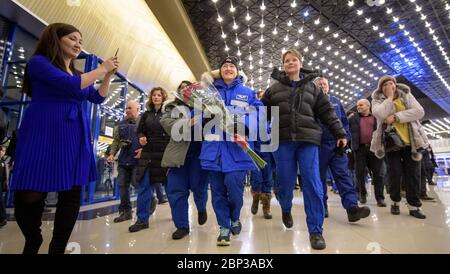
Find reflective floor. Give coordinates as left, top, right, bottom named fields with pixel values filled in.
left=1, top=176, right=450, bottom=254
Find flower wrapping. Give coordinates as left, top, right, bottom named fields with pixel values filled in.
left=174, top=76, right=267, bottom=170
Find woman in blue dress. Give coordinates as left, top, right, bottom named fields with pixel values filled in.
left=10, top=23, right=119, bottom=254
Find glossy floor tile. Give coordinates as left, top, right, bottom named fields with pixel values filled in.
left=1, top=176, right=449, bottom=254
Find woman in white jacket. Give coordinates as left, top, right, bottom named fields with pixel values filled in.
left=371, top=75, right=429, bottom=219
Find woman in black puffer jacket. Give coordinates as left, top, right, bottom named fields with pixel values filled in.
left=128, top=87, right=170, bottom=233
left=262, top=48, right=347, bottom=250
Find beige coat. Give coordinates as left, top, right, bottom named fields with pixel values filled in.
left=370, top=83, right=429, bottom=161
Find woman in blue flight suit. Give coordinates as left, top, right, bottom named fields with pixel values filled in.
left=262, top=49, right=347, bottom=250
left=200, top=56, right=263, bottom=246
left=160, top=80, right=209, bottom=240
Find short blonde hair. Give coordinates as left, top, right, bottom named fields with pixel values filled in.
left=282, top=48, right=303, bottom=63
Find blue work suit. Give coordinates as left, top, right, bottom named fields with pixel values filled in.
left=272, top=80, right=324, bottom=234
left=273, top=141, right=324, bottom=233
left=250, top=142, right=275, bottom=193
left=319, top=95, right=358, bottom=210
left=200, top=76, right=263, bottom=229
left=166, top=141, right=208, bottom=230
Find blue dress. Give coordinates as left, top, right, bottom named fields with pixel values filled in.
left=10, top=55, right=105, bottom=192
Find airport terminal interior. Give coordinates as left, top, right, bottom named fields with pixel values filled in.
left=1, top=0, right=450, bottom=254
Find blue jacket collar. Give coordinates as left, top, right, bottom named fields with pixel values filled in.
left=215, top=76, right=243, bottom=89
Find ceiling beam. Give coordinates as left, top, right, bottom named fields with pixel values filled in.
left=145, top=0, right=211, bottom=79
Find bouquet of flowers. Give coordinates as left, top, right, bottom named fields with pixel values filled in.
left=174, top=75, right=267, bottom=170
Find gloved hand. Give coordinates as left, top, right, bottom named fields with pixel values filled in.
left=335, top=146, right=350, bottom=156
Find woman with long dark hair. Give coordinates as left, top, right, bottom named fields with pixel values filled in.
left=10, top=23, right=118, bottom=254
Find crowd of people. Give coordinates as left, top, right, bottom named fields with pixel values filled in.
left=0, top=22, right=439, bottom=253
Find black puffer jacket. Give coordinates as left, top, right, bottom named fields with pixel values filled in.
left=136, top=106, right=170, bottom=184
left=262, top=68, right=346, bottom=145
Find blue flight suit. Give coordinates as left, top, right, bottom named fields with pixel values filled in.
left=272, top=80, right=325, bottom=234
left=200, top=76, right=263, bottom=230
left=250, top=142, right=275, bottom=194
left=319, top=95, right=358, bottom=210
left=166, top=137, right=208, bottom=230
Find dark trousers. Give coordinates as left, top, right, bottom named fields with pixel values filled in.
left=385, top=147, right=422, bottom=207
left=0, top=182, right=6, bottom=222
left=14, top=186, right=81, bottom=254
left=117, top=165, right=136, bottom=213
left=420, top=164, right=435, bottom=196
left=420, top=166, right=428, bottom=197
left=426, top=168, right=435, bottom=184
left=354, top=145, right=385, bottom=201
left=152, top=182, right=167, bottom=201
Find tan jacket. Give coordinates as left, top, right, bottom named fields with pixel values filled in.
left=370, top=83, right=429, bottom=161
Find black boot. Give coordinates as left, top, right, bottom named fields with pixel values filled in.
left=48, top=187, right=82, bottom=254
left=309, top=233, right=326, bottom=250
left=282, top=212, right=293, bottom=228
left=347, top=206, right=371, bottom=222
left=14, top=192, right=46, bottom=254
left=158, top=196, right=168, bottom=204
left=114, top=211, right=132, bottom=223
left=198, top=211, right=207, bottom=225
left=128, top=220, right=149, bottom=233
left=390, top=204, right=400, bottom=215
left=409, top=209, right=426, bottom=219
left=172, top=228, right=190, bottom=240
left=420, top=194, right=436, bottom=202
left=377, top=199, right=387, bottom=207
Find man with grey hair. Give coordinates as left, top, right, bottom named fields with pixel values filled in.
left=349, top=98, right=386, bottom=206
left=108, top=100, right=157, bottom=223
left=314, top=77, right=370, bottom=222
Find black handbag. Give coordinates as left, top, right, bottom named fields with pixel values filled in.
left=383, top=125, right=405, bottom=152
